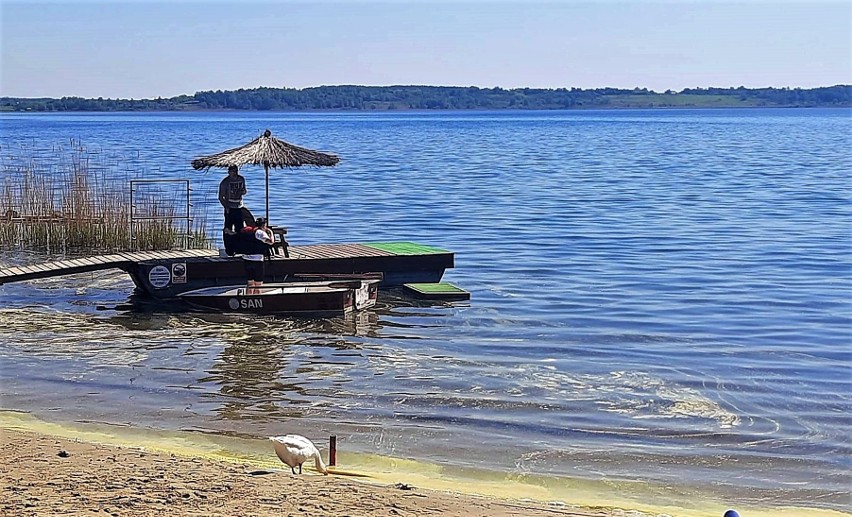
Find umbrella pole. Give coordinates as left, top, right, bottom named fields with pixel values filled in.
left=265, top=164, right=270, bottom=224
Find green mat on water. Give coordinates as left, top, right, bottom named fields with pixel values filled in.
left=403, top=282, right=470, bottom=300
left=404, top=282, right=466, bottom=294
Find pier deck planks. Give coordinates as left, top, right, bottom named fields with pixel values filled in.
left=0, top=249, right=214, bottom=285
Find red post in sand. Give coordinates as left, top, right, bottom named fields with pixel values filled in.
left=329, top=435, right=337, bottom=466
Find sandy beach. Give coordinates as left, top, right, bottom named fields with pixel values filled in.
left=1, top=428, right=606, bottom=517
left=2, top=417, right=847, bottom=517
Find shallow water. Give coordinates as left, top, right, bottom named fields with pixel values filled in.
left=1, top=109, right=850, bottom=513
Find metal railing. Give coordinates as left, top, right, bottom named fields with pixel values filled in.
left=129, top=179, right=193, bottom=250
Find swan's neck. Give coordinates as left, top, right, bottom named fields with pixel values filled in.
left=314, top=452, right=329, bottom=474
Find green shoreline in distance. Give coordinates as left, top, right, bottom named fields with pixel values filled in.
left=2, top=84, right=850, bottom=112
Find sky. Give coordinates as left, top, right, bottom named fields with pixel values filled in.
left=1, top=0, right=850, bottom=99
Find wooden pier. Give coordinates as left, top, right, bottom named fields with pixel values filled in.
left=0, top=242, right=455, bottom=299
left=0, top=249, right=217, bottom=285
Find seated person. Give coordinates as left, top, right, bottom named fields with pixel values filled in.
left=242, top=218, right=274, bottom=294
left=222, top=207, right=256, bottom=256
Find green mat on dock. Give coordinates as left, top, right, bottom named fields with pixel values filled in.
left=363, top=242, right=449, bottom=255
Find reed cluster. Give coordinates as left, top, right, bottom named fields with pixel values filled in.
left=0, top=140, right=210, bottom=254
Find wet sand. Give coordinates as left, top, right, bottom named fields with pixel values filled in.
left=1, top=429, right=604, bottom=517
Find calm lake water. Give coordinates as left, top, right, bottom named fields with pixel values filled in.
left=1, top=109, right=850, bottom=513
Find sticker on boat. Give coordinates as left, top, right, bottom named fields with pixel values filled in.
left=148, top=265, right=171, bottom=288
left=228, top=298, right=263, bottom=309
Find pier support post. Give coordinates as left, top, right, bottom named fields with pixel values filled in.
left=329, top=435, right=337, bottom=466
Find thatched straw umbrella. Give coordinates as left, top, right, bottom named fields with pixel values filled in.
left=191, top=129, right=340, bottom=223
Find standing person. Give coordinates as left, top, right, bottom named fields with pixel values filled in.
left=219, top=165, right=247, bottom=234
left=243, top=217, right=274, bottom=294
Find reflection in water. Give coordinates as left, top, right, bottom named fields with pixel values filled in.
left=115, top=301, right=386, bottom=423
left=203, top=333, right=310, bottom=421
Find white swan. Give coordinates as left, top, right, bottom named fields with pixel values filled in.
left=269, top=434, right=329, bottom=475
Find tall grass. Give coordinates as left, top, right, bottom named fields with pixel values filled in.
left=0, top=140, right=210, bottom=255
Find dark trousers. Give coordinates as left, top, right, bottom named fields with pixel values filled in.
left=224, top=208, right=246, bottom=232
left=244, top=258, right=265, bottom=282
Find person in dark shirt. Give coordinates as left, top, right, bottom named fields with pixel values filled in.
left=218, top=165, right=247, bottom=234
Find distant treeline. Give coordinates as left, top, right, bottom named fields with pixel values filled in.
left=2, top=85, right=850, bottom=112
